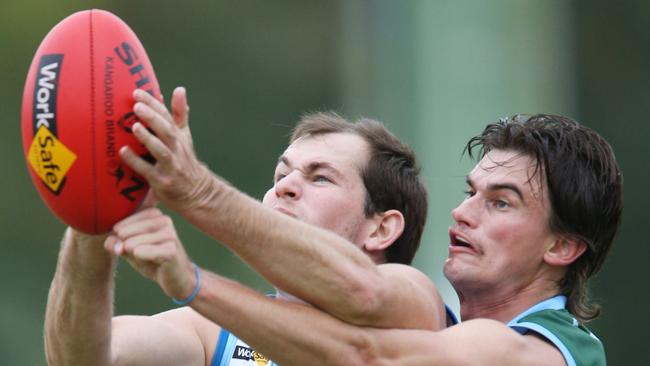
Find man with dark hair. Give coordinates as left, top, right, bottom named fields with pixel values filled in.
left=462, top=114, right=622, bottom=324
left=44, top=88, right=446, bottom=366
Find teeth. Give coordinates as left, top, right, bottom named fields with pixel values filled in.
left=455, top=236, right=471, bottom=247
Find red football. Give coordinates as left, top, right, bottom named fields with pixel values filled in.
left=21, top=9, right=161, bottom=234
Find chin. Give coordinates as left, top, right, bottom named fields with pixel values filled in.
left=442, top=260, right=455, bottom=279
left=443, top=259, right=467, bottom=283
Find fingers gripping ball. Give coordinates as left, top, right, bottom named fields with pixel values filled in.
left=21, top=9, right=161, bottom=234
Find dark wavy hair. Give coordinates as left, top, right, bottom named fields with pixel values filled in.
left=290, top=112, right=428, bottom=265
left=465, top=114, right=623, bottom=322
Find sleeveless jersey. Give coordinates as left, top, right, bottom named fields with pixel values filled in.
left=508, top=295, right=606, bottom=366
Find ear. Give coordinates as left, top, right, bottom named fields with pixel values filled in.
left=364, top=209, right=405, bottom=252
left=544, top=236, right=587, bottom=266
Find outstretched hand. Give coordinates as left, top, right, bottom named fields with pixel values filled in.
left=104, top=208, right=196, bottom=300
left=120, top=87, right=213, bottom=214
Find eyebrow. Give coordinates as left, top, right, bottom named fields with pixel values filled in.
left=466, top=175, right=525, bottom=202
left=278, top=155, right=345, bottom=179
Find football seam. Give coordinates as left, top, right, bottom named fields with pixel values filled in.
left=89, top=10, right=98, bottom=233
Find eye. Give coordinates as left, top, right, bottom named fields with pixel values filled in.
left=274, top=173, right=286, bottom=183
left=463, top=189, right=475, bottom=198
left=313, top=175, right=332, bottom=183
left=492, top=200, right=509, bottom=209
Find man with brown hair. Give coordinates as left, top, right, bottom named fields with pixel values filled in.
left=44, top=87, right=447, bottom=366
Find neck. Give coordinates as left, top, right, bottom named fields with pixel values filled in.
left=457, top=282, right=560, bottom=323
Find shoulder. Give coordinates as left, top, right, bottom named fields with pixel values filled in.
left=376, top=263, right=439, bottom=293
left=511, top=309, right=605, bottom=366
left=376, top=263, right=446, bottom=330
left=377, top=263, right=444, bottom=308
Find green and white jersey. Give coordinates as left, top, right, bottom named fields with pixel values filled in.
left=508, top=296, right=605, bottom=366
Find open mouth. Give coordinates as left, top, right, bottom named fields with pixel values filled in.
left=449, top=229, right=476, bottom=252
left=453, top=236, right=472, bottom=248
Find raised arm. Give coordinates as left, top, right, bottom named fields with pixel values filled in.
left=44, top=227, right=213, bottom=366
left=44, top=228, right=115, bottom=366
left=118, top=87, right=444, bottom=331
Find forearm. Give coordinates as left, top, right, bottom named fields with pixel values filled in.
left=181, top=171, right=386, bottom=325
left=44, top=228, right=116, bottom=366
left=190, top=269, right=371, bottom=366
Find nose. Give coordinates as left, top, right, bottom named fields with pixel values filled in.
left=451, top=195, right=478, bottom=228
left=274, top=171, right=302, bottom=200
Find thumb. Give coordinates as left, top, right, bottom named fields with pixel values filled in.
left=104, top=234, right=124, bottom=255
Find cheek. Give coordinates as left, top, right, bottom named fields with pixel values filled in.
left=314, top=193, right=363, bottom=229
left=261, top=188, right=275, bottom=206
left=482, top=219, right=527, bottom=260
left=483, top=220, right=513, bottom=245
left=486, top=217, right=547, bottom=263
left=314, top=198, right=343, bottom=224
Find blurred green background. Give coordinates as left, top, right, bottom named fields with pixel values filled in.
left=1, top=0, right=647, bottom=364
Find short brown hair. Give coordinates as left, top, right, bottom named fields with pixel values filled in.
left=291, top=112, right=428, bottom=265
left=465, top=114, right=623, bottom=322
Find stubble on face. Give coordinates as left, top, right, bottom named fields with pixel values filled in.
left=262, top=133, right=373, bottom=245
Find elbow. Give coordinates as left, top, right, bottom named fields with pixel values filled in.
left=345, top=329, right=390, bottom=366
left=311, top=327, right=385, bottom=366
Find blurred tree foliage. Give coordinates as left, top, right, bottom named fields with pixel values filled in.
left=574, top=1, right=650, bottom=364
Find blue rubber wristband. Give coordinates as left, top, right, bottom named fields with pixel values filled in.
left=172, top=263, right=201, bottom=306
